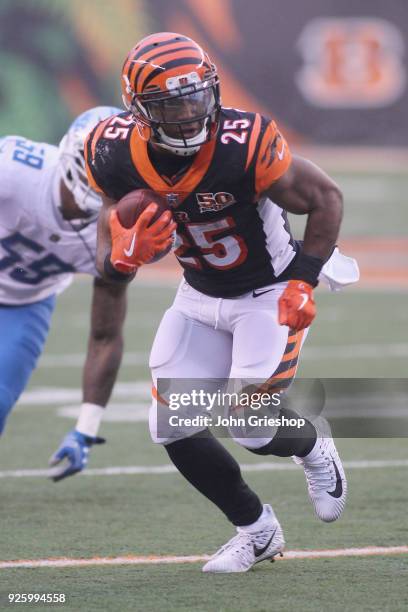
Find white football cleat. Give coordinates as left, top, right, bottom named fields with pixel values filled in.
left=202, top=504, right=284, bottom=573
left=293, top=422, right=347, bottom=522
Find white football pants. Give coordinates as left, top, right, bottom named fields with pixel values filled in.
left=149, top=279, right=308, bottom=447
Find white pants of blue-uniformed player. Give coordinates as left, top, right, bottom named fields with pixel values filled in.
left=149, top=278, right=308, bottom=447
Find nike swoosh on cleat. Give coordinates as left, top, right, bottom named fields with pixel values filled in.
left=252, top=289, right=275, bottom=298
left=253, top=528, right=277, bottom=558
left=124, top=233, right=136, bottom=257
left=328, top=460, right=343, bottom=498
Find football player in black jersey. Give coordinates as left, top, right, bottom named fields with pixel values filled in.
left=85, top=32, right=348, bottom=573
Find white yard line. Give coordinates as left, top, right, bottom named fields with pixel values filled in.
left=39, top=352, right=148, bottom=367
left=37, top=343, right=408, bottom=368
left=1, top=459, right=408, bottom=479
left=19, top=382, right=151, bottom=405
left=1, top=545, right=407, bottom=569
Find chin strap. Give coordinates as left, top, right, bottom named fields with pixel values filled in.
left=154, top=123, right=208, bottom=156
left=154, top=141, right=201, bottom=157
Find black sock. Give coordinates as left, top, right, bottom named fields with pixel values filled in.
left=165, top=430, right=263, bottom=526
left=249, top=408, right=317, bottom=457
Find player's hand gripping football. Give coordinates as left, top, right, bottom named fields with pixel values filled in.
left=48, top=430, right=106, bottom=482
left=109, top=204, right=176, bottom=274
left=278, top=280, right=316, bottom=331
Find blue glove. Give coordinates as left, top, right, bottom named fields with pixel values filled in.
left=48, top=430, right=105, bottom=482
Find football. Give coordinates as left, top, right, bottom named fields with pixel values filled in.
left=116, top=189, right=174, bottom=263
left=116, top=189, right=170, bottom=228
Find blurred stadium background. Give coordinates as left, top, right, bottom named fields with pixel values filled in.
left=1, top=0, right=406, bottom=292
left=0, top=1, right=407, bottom=610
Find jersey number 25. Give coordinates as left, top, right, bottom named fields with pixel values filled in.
left=175, top=217, right=248, bottom=270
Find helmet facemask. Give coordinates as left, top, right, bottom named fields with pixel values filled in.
left=59, top=136, right=101, bottom=220
left=128, top=72, right=221, bottom=156
left=59, top=106, right=122, bottom=219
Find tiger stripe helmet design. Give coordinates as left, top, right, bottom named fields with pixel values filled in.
left=121, top=32, right=221, bottom=156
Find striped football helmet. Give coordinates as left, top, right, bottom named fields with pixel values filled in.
left=121, top=32, right=221, bottom=156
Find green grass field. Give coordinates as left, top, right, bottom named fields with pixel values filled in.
left=0, top=170, right=407, bottom=611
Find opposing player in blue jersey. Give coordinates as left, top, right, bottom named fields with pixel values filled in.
left=0, top=106, right=143, bottom=481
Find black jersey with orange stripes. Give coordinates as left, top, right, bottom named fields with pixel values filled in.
left=85, top=107, right=298, bottom=298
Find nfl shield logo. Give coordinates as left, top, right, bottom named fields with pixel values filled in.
left=166, top=193, right=180, bottom=208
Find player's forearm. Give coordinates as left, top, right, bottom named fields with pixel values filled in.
left=82, top=278, right=127, bottom=406
left=82, top=334, right=124, bottom=406
left=96, top=210, right=113, bottom=278
left=302, top=184, right=343, bottom=261
left=96, top=195, right=118, bottom=280
left=265, top=156, right=343, bottom=265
